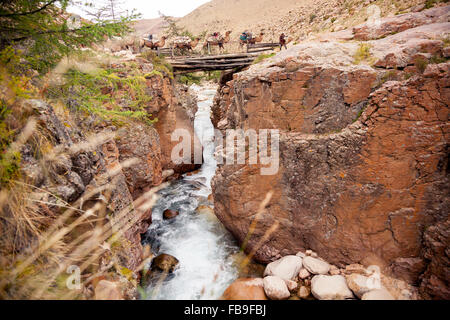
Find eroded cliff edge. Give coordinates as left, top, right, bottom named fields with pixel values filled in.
left=1, top=56, right=200, bottom=299
left=211, top=6, right=449, bottom=299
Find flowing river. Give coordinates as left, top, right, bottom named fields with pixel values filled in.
left=143, top=83, right=241, bottom=300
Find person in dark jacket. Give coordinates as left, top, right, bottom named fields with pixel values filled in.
left=279, top=33, right=287, bottom=50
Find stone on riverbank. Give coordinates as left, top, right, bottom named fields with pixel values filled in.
left=303, top=257, right=331, bottom=275
left=263, top=276, right=291, bottom=300
left=346, top=273, right=376, bottom=298
left=311, top=275, right=354, bottom=300
left=163, top=209, right=179, bottom=220
left=362, top=288, right=395, bottom=300
left=151, top=253, right=179, bottom=273
left=221, top=278, right=268, bottom=300
left=263, top=255, right=303, bottom=281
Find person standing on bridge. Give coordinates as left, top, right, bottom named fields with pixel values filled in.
left=279, top=33, right=287, bottom=50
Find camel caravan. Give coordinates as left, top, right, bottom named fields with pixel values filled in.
left=107, top=29, right=293, bottom=58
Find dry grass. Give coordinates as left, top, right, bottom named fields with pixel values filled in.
left=0, top=121, right=164, bottom=299
left=0, top=62, right=164, bottom=299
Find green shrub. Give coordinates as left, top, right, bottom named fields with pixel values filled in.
left=47, top=67, right=156, bottom=125
left=0, top=101, right=21, bottom=187
left=353, top=43, right=373, bottom=65
left=414, top=56, right=428, bottom=73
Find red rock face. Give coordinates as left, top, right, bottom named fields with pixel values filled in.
left=212, top=40, right=449, bottom=298
left=148, top=76, right=202, bottom=175
left=116, top=124, right=163, bottom=199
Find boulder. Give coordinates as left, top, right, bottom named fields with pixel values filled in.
left=362, top=288, right=395, bottom=300
left=163, top=209, right=180, bottom=220
left=151, top=253, right=179, bottom=273
left=263, top=276, right=291, bottom=300
left=263, top=255, right=303, bottom=280
left=303, top=257, right=331, bottom=275
left=311, top=275, right=354, bottom=300
left=346, top=273, right=378, bottom=298
left=221, top=278, right=268, bottom=300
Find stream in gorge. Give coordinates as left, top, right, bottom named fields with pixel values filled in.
left=142, top=84, right=244, bottom=300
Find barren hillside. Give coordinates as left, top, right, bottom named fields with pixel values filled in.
left=176, top=0, right=432, bottom=42
left=131, top=17, right=168, bottom=37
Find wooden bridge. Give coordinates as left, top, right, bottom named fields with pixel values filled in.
left=164, top=43, right=280, bottom=73
left=167, top=53, right=261, bottom=74
left=247, top=42, right=280, bottom=53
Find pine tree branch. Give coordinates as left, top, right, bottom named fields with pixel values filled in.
left=0, top=0, right=60, bottom=18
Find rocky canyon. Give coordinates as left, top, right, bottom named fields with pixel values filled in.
left=212, top=5, right=449, bottom=299
left=0, top=0, right=449, bottom=302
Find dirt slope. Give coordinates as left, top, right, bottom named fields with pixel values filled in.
left=175, top=0, right=431, bottom=42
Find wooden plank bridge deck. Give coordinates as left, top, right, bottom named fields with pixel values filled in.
left=247, top=42, right=280, bottom=53
left=167, top=53, right=262, bottom=73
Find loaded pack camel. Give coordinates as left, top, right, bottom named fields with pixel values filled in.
left=203, top=31, right=232, bottom=54
left=141, top=36, right=167, bottom=50
left=239, top=32, right=264, bottom=50
left=174, top=37, right=201, bottom=52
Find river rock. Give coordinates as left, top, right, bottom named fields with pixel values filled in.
left=346, top=273, right=376, bottom=298
left=362, top=288, right=395, bottom=300
left=221, top=278, right=268, bottom=300
left=285, top=279, right=298, bottom=292
left=329, top=265, right=340, bottom=276
left=263, top=276, right=291, bottom=300
left=151, top=253, right=179, bottom=273
left=298, top=268, right=311, bottom=279
left=263, top=255, right=303, bottom=281
left=163, top=209, right=179, bottom=220
left=311, top=275, right=354, bottom=300
left=303, top=256, right=331, bottom=275
left=298, top=286, right=311, bottom=299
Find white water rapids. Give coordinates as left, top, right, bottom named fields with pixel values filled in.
left=143, top=83, right=241, bottom=300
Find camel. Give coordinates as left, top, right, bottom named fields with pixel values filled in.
left=203, top=31, right=232, bottom=54
left=239, top=32, right=264, bottom=50
left=174, top=37, right=201, bottom=52
left=142, top=36, right=167, bottom=50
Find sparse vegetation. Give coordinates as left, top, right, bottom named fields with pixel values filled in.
left=0, top=102, right=21, bottom=187
left=430, top=55, right=448, bottom=64
left=178, top=71, right=222, bottom=85
left=424, top=0, right=448, bottom=9
left=252, top=53, right=276, bottom=64
left=414, top=56, right=429, bottom=73
left=353, top=43, right=374, bottom=65
left=141, top=50, right=174, bottom=79
left=46, top=65, right=157, bottom=126
left=379, top=70, right=398, bottom=85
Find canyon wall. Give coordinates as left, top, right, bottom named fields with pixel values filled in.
left=212, top=8, right=449, bottom=299
left=13, top=59, right=199, bottom=298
